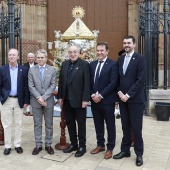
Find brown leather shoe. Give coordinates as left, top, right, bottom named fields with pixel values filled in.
left=91, top=146, right=105, bottom=154
left=45, top=146, right=54, bottom=155
left=104, top=150, right=112, bottom=159
left=32, top=147, right=42, bottom=155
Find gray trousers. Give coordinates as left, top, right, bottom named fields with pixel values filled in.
left=32, top=107, right=53, bottom=147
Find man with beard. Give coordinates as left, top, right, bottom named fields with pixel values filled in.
left=113, top=35, right=146, bottom=166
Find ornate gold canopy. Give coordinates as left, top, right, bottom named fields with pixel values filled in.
left=62, top=19, right=94, bottom=40
left=62, top=6, right=94, bottom=40
left=47, top=6, right=99, bottom=72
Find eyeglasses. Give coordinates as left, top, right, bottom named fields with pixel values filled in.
left=68, top=51, right=78, bottom=55
left=36, top=57, right=45, bottom=59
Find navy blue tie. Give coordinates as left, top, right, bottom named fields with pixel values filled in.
left=94, top=61, right=103, bottom=91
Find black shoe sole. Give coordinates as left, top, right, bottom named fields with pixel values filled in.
left=113, top=154, right=130, bottom=159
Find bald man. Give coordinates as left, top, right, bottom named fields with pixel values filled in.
left=0, top=48, right=30, bottom=155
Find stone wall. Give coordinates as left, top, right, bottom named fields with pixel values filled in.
left=21, top=0, right=47, bottom=62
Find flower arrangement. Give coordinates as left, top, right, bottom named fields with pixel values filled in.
left=48, top=53, right=69, bottom=84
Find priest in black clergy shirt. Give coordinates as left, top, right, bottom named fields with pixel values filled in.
left=58, top=45, right=90, bottom=157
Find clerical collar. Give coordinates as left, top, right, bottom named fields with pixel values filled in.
left=70, top=58, right=79, bottom=65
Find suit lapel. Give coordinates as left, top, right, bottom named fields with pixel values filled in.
left=120, top=55, right=125, bottom=76
left=99, top=58, right=109, bottom=78
left=62, top=60, right=70, bottom=87
left=17, top=65, right=22, bottom=86
left=6, top=64, right=11, bottom=86
left=125, top=53, right=137, bottom=75
left=35, top=65, right=42, bottom=81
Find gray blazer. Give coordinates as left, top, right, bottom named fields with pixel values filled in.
left=28, top=64, right=56, bottom=108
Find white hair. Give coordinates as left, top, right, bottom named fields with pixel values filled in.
left=27, top=53, right=35, bottom=57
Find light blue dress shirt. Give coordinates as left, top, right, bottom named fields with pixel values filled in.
left=9, top=64, right=18, bottom=96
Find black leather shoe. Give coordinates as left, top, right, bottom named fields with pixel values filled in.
left=136, top=156, right=143, bottom=166
left=15, top=147, right=23, bottom=154
left=4, top=148, right=11, bottom=155
left=32, top=146, right=42, bottom=155
left=63, top=145, right=78, bottom=153
left=75, top=147, right=86, bottom=157
left=113, top=151, right=131, bottom=159
left=45, top=146, right=54, bottom=155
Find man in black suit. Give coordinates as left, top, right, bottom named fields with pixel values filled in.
left=90, top=42, right=118, bottom=159
left=23, top=53, right=37, bottom=114
left=58, top=45, right=90, bottom=157
left=0, top=48, right=30, bottom=155
left=113, top=35, right=146, bottom=166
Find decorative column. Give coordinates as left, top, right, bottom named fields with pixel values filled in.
left=163, top=0, right=168, bottom=89
left=53, top=91, right=69, bottom=150
left=55, top=108, right=69, bottom=150
left=144, top=0, right=152, bottom=115
left=127, top=0, right=138, bottom=48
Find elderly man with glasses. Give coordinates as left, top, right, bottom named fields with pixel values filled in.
left=58, top=45, right=90, bottom=157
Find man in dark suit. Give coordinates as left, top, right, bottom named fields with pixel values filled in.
left=23, top=53, right=37, bottom=114
left=58, top=45, right=90, bottom=157
left=113, top=35, right=146, bottom=166
left=23, top=53, right=37, bottom=69
left=0, top=48, right=30, bottom=155
left=90, top=42, right=118, bottom=159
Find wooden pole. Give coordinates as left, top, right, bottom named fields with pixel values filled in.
left=55, top=108, right=69, bottom=150
left=0, top=117, right=4, bottom=145
left=53, top=90, right=69, bottom=150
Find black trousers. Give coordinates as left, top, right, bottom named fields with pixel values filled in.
left=119, top=101, right=144, bottom=157
left=63, top=101, right=86, bottom=148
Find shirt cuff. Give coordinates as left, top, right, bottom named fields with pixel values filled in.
left=125, top=93, right=130, bottom=98
left=99, top=94, right=104, bottom=99
left=118, top=91, right=122, bottom=95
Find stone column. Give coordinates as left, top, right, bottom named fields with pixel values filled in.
left=127, top=0, right=138, bottom=49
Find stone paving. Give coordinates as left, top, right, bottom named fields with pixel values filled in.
left=0, top=114, right=170, bottom=170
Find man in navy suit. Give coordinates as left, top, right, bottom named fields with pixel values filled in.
left=0, top=48, right=30, bottom=155
left=113, top=35, right=146, bottom=166
left=90, top=42, right=118, bottom=159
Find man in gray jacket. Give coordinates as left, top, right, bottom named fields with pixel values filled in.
left=28, top=49, right=56, bottom=155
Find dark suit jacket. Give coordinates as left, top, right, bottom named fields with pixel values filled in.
left=90, top=57, right=118, bottom=104
left=23, top=62, right=37, bottom=69
left=58, top=58, right=90, bottom=108
left=118, top=52, right=146, bottom=103
left=0, top=64, right=30, bottom=108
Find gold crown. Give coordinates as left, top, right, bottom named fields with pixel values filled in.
left=72, top=6, right=85, bottom=19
